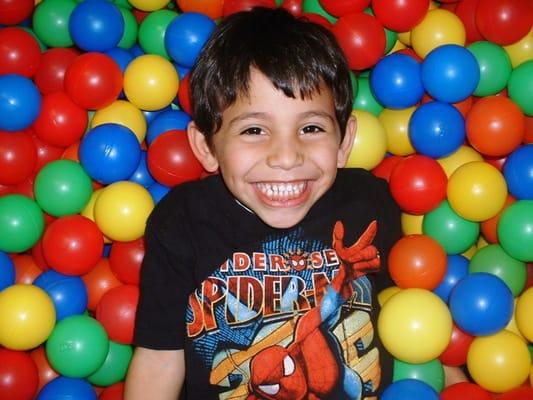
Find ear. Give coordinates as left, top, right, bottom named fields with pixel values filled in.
left=337, top=115, right=356, bottom=168
left=187, top=121, right=219, bottom=173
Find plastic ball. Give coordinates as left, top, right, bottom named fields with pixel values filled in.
left=91, top=100, right=146, bottom=144
left=33, top=91, right=88, bottom=148
left=422, top=200, right=480, bottom=255
left=223, top=0, right=277, bottom=17
left=503, top=28, right=533, bottom=68
left=411, top=9, right=465, bottom=59
left=138, top=9, right=177, bottom=59
left=378, top=288, right=452, bottom=363
left=87, top=340, right=133, bottom=387
left=392, top=358, right=444, bottom=393
left=408, top=101, right=465, bottom=158
left=389, top=155, right=447, bottom=215
left=497, top=200, right=533, bottom=262
left=475, top=0, right=533, bottom=46
left=467, top=41, right=512, bottom=97
left=79, top=123, right=141, bottom=185
left=147, top=130, right=204, bottom=187
left=109, top=238, right=144, bottom=285
left=372, top=155, right=403, bottom=182
left=0, top=129, right=37, bottom=185
left=400, top=212, right=423, bottom=235
left=116, top=7, right=138, bottom=49
left=317, top=0, right=367, bottom=17
left=437, top=145, right=483, bottom=178
left=46, top=314, right=109, bottom=378
left=447, top=161, right=507, bottom=222
left=0, top=74, right=41, bottom=132
left=34, top=48, right=79, bottom=96
left=99, top=382, right=125, bottom=400
left=146, top=109, right=192, bottom=145
left=177, top=0, right=224, bottom=20
left=64, top=52, right=123, bottom=111
left=0, top=194, right=45, bottom=253
left=0, top=284, right=56, bottom=350
left=467, top=330, right=530, bottom=393
left=96, top=285, right=139, bottom=344
left=377, top=286, right=401, bottom=307
left=369, top=53, right=423, bottom=109
left=439, top=323, right=474, bottom=367
left=516, top=287, right=533, bottom=341
left=32, top=0, right=76, bottom=48
left=129, top=151, right=156, bottom=189
left=440, top=382, right=491, bottom=400
left=345, top=110, right=387, bottom=170
left=332, top=12, right=386, bottom=71
left=388, top=234, right=447, bottom=290
left=123, top=54, right=179, bottom=111
left=449, top=272, right=514, bottom=335
left=382, top=379, right=439, bottom=400
left=36, top=376, right=97, bottom=400
left=69, top=0, right=124, bottom=52
left=81, top=258, right=122, bottom=312
left=34, top=270, right=88, bottom=321
left=372, top=0, right=428, bottom=32
left=0, top=0, right=34, bottom=25
left=30, top=346, right=59, bottom=394
left=148, top=181, right=170, bottom=204
left=503, top=145, right=533, bottom=200
left=34, top=159, right=93, bottom=217
left=127, top=0, right=168, bottom=12
left=13, top=254, right=42, bottom=285
left=507, top=60, right=533, bottom=117
left=353, top=76, right=383, bottom=116
left=480, top=194, right=515, bottom=244
left=0, top=27, right=41, bottom=78
left=469, top=244, right=526, bottom=297
left=466, top=96, right=525, bottom=157
left=165, top=12, right=215, bottom=68
left=0, top=348, right=39, bottom=400
left=0, top=251, right=15, bottom=291
left=379, top=107, right=416, bottom=156
left=94, top=181, right=154, bottom=242
left=433, top=254, right=469, bottom=303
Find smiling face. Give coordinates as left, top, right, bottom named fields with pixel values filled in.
left=188, top=69, right=355, bottom=229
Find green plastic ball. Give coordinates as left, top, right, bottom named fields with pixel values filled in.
left=498, top=200, right=533, bottom=262
left=87, top=340, right=133, bottom=386
left=0, top=195, right=44, bottom=253
left=468, top=41, right=512, bottom=97
left=32, top=0, right=76, bottom=48
left=393, top=358, right=445, bottom=393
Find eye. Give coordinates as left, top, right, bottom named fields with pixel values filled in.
left=258, top=383, right=280, bottom=396
left=240, top=127, right=263, bottom=135
left=301, top=125, right=325, bottom=134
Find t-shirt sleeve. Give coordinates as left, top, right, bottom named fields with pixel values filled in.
left=133, top=220, right=195, bottom=350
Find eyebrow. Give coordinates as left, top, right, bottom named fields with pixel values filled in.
left=228, top=110, right=335, bottom=128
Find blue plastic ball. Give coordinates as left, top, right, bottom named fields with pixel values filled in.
left=433, top=254, right=469, bottom=303
left=129, top=150, right=155, bottom=188
left=165, top=12, right=216, bottom=68
left=69, top=0, right=124, bottom=52
left=382, top=379, right=439, bottom=400
left=79, top=123, right=141, bottom=184
left=370, top=53, right=424, bottom=109
left=503, top=144, right=533, bottom=200
left=148, top=182, right=170, bottom=204
left=0, top=74, right=41, bottom=131
left=421, top=44, right=480, bottom=103
left=37, top=377, right=97, bottom=400
left=0, top=251, right=15, bottom=291
left=34, top=270, right=88, bottom=321
left=449, top=272, right=514, bottom=336
left=146, top=109, right=191, bottom=145
left=409, top=101, right=465, bottom=158
left=142, top=105, right=172, bottom=125
left=105, top=47, right=134, bottom=74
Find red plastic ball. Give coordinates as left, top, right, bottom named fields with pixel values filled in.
left=0, top=129, right=36, bottom=185
left=455, top=0, right=484, bottom=44
left=99, top=382, right=125, bottom=400
left=331, top=12, right=386, bottom=71
left=498, top=387, right=533, bottom=400
left=318, top=0, right=369, bottom=17
left=81, top=258, right=122, bottom=312
left=0, top=0, right=34, bottom=25
left=302, top=12, right=333, bottom=28
left=13, top=254, right=41, bottom=285
left=480, top=195, right=516, bottom=244
left=31, top=134, right=66, bottom=178
left=177, top=74, right=192, bottom=116
left=223, top=0, right=276, bottom=16
left=31, top=239, right=51, bottom=271
left=525, top=115, right=533, bottom=144
left=372, top=155, right=403, bottom=182
left=0, top=27, right=41, bottom=77
left=372, top=0, right=429, bottom=32
left=281, top=0, right=303, bottom=17
left=441, top=382, right=491, bottom=400
left=34, top=48, right=79, bottom=96
left=29, top=346, right=59, bottom=394
left=388, top=234, right=447, bottom=290
left=63, top=52, right=122, bottom=110
left=0, top=348, right=38, bottom=400
left=475, top=0, right=533, bottom=46
left=96, top=284, right=139, bottom=344
left=438, top=323, right=474, bottom=366
left=389, top=154, right=448, bottom=215
left=147, top=130, right=204, bottom=187
left=42, top=215, right=104, bottom=276
left=109, top=238, right=144, bottom=285
left=176, top=0, right=224, bottom=19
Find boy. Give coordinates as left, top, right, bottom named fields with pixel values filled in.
left=126, top=7, right=402, bottom=399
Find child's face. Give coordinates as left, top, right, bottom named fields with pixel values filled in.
left=189, top=69, right=355, bottom=229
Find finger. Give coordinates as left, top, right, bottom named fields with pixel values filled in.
left=352, top=220, right=378, bottom=249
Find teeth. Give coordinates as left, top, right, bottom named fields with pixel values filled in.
left=256, top=182, right=306, bottom=201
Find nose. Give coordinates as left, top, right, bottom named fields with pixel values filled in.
left=266, top=134, right=304, bottom=170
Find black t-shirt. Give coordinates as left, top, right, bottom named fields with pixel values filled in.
left=134, top=168, right=402, bottom=400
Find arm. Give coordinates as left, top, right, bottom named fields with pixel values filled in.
left=125, top=347, right=185, bottom=400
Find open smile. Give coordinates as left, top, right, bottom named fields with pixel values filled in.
left=254, top=181, right=311, bottom=205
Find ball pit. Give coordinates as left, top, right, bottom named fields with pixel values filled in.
left=0, top=0, right=532, bottom=398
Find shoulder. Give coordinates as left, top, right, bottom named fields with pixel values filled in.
left=333, top=168, right=392, bottom=200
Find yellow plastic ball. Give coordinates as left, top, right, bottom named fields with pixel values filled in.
left=504, top=28, right=533, bottom=69
left=81, top=189, right=112, bottom=244
left=379, top=107, right=416, bottom=156
left=0, top=284, right=56, bottom=350
left=397, top=31, right=411, bottom=46
left=437, top=145, right=483, bottom=178
left=447, top=161, right=508, bottom=222
left=516, top=287, right=533, bottom=342
left=127, top=0, right=168, bottom=11
left=505, top=299, right=526, bottom=341
left=388, top=40, right=407, bottom=54
left=467, top=330, right=530, bottom=393
left=346, top=110, right=387, bottom=170
left=411, top=9, right=466, bottom=59
left=378, top=288, right=452, bottom=363
left=91, top=100, right=147, bottom=143
left=124, top=54, right=179, bottom=111
left=462, top=244, right=478, bottom=260
left=94, top=181, right=154, bottom=242
left=401, top=212, right=423, bottom=235
left=378, top=286, right=401, bottom=307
